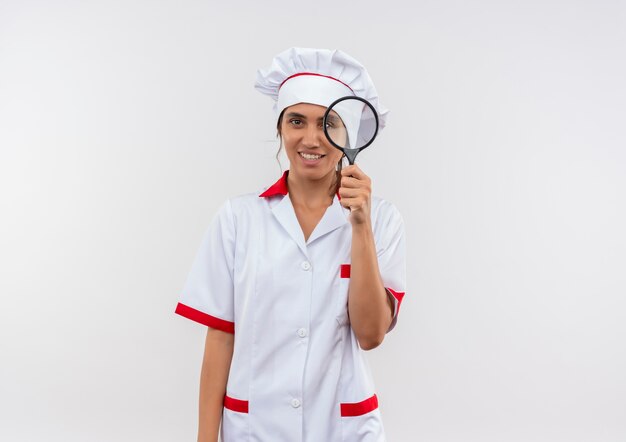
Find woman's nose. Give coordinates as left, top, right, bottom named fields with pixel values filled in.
left=301, top=125, right=323, bottom=147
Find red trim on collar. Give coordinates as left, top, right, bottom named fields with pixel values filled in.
left=279, top=72, right=354, bottom=92
left=259, top=170, right=289, bottom=198
left=258, top=169, right=342, bottom=199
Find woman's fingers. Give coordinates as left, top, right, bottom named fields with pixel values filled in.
left=339, top=176, right=362, bottom=188
left=341, top=164, right=368, bottom=181
left=339, top=164, right=372, bottom=224
left=338, top=187, right=363, bottom=199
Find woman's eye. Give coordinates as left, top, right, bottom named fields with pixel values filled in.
left=289, top=119, right=302, bottom=126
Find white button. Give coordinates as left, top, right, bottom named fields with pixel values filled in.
left=291, top=398, right=301, bottom=408
left=301, top=261, right=311, bottom=271
left=297, top=328, right=307, bottom=338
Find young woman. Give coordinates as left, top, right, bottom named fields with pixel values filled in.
left=175, top=47, right=406, bottom=442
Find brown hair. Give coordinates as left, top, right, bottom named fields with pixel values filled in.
left=276, top=108, right=344, bottom=198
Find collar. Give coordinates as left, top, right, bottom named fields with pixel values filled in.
left=259, top=170, right=289, bottom=198
left=259, top=170, right=341, bottom=199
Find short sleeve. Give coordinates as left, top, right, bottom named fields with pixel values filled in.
left=174, top=199, right=236, bottom=334
left=374, top=202, right=406, bottom=334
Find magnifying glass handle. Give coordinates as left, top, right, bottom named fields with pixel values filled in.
left=344, top=149, right=359, bottom=165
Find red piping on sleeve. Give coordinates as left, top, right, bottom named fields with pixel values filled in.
left=175, top=302, right=235, bottom=334
left=385, top=288, right=405, bottom=316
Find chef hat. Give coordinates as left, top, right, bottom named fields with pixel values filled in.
left=254, top=47, right=389, bottom=133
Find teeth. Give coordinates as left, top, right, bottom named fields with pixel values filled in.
left=300, top=152, right=323, bottom=160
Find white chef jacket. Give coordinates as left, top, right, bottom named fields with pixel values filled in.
left=175, top=170, right=406, bottom=442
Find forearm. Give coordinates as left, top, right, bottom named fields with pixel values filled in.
left=348, top=222, right=394, bottom=350
left=198, top=328, right=234, bottom=442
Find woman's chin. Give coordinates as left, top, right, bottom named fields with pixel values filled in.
left=291, top=163, right=336, bottom=181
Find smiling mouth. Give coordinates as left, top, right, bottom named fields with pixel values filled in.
left=299, top=152, right=325, bottom=160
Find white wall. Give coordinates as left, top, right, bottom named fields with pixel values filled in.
left=0, top=0, right=624, bottom=440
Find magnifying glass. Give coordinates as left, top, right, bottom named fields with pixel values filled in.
left=322, top=96, right=380, bottom=165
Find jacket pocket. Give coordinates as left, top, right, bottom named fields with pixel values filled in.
left=340, top=394, right=385, bottom=441
left=221, top=394, right=249, bottom=441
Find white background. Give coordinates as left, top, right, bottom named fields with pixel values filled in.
left=1, top=0, right=625, bottom=441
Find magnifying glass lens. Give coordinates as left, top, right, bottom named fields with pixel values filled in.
left=325, top=111, right=348, bottom=148
left=324, top=96, right=379, bottom=164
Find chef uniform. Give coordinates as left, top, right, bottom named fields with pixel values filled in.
left=175, top=48, right=406, bottom=442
